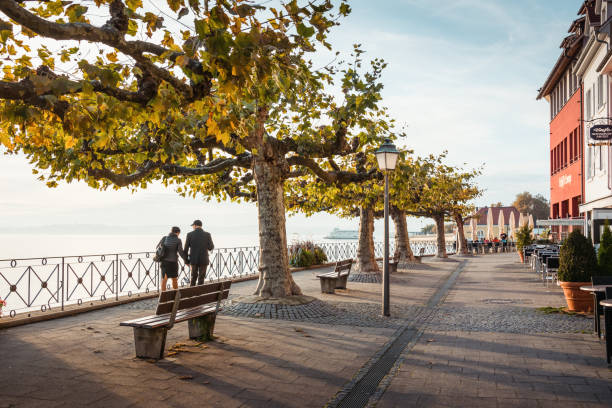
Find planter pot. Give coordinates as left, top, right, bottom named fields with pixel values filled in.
left=559, top=281, right=593, bottom=313
left=518, top=250, right=525, bottom=263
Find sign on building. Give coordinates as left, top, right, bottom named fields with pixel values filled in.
left=590, top=124, right=612, bottom=141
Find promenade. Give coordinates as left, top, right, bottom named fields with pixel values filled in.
left=0, top=254, right=609, bottom=408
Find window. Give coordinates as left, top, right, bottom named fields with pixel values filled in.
left=587, top=146, right=593, bottom=178
left=570, top=132, right=574, bottom=161
left=550, top=150, right=553, bottom=175
left=587, top=89, right=592, bottom=119
left=477, top=230, right=484, bottom=239
left=598, top=75, right=605, bottom=108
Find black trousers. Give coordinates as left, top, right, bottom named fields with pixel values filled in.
left=190, top=264, right=208, bottom=286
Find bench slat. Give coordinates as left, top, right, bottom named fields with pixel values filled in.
left=121, top=304, right=219, bottom=328
left=158, top=281, right=230, bottom=303
left=317, top=272, right=349, bottom=278
left=156, top=289, right=229, bottom=315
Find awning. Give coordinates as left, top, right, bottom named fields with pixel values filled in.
left=537, top=218, right=585, bottom=227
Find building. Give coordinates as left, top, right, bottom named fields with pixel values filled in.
left=463, top=207, right=522, bottom=241
left=573, top=0, right=612, bottom=243
left=537, top=6, right=586, bottom=241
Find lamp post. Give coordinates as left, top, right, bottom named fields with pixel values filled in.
left=375, top=138, right=400, bottom=317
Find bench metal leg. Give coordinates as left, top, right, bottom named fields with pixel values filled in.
left=188, top=314, right=216, bottom=341
left=336, top=275, right=348, bottom=289
left=319, top=278, right=336, bottom=294
left=133, top=327, right=167, bottom=359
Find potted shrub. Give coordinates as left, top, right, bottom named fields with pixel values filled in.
left=598, top=220, right=612, bottom=275
left=515, top=224, right=533, bottom=263
left=558, top=230, right=597, bottom=312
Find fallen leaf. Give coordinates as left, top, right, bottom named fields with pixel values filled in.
left=178, top=375, right=193, bottom=380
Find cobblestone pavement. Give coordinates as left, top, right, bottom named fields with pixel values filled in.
left=0, top=259, right=456, bottom=408
left=375, top=254, right=612, bottom=408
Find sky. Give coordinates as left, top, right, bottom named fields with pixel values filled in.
left=0, top=0, right=584, bottom=250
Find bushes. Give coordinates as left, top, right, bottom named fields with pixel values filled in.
left=515, top=224, right=533, bottom=252
left=598, top=220, right=612, bottom=275
left=558, top=230, right=597, bottom=282
left=289, top=241, right=328, bottom=267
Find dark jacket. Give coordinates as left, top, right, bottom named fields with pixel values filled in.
left=158, top=234, right=186, bottom=263
left=184, top=228, right=214, bottom=265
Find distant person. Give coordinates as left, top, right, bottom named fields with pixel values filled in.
left=185, top=219, right=215, bottom=286
left=157, top=226, right=186, bottom=291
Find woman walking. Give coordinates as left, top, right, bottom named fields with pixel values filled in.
left=158, top=226, right=187, bottom=291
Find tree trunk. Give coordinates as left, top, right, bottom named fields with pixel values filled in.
left=454, top=213, right=468, bottom=255
left=391, top=207, right=415, bottom=263
left=356, top=206, right=380, bottom=273
left=434, top=214, right=448, bottom=258
left=252, top=157, right=302, bottom=298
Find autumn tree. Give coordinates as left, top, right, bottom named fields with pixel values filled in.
left=285, top=151, right=450, bottom=274
left=285, top=151, right=386, bottom=275
left=0, top=0, right=390, bottom=299
left=445, top=169, right=482, bottom=255
left=513, top=192, right=550, bottom=220
left=393, top=155, right=481, bottom=258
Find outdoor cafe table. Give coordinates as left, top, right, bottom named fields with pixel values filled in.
left=580, top=285, right=612, bottom=337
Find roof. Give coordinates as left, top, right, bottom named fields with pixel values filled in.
left=537, top=22, right=585, bottom=100
left=464, top=207, right=521, bottom=227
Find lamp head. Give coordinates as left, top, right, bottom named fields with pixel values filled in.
left=375, top=138, right=400, bottom=171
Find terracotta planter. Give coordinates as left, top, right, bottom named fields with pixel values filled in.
left=518, top=250, right=525, bottom=263
left=559, top=281, right=593, bottom=313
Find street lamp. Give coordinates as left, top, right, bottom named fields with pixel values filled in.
left=375, top=138, right=400, bottom=317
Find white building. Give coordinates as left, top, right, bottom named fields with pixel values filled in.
left=575, top=0, right=612, bottom=242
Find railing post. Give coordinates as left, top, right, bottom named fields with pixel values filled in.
left=61, top=257, right=65, bottom=311
left=115, top=254, right=120, bottom=300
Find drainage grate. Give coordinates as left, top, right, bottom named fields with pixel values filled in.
left=333, top=327, right=419, bottom=408
left=327, top=261, right=467, bottom=408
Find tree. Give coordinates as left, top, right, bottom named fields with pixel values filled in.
left=490, top=201, right=503, bottom=207
left=513, top=192, right=549, bottom=220
left=285, top=148, right=430, bottom=274
left=393, top=155, right=481, bottom=258
left=285, top=152, right=387, bottom=274
left=0, top=1, right=391, bottom=299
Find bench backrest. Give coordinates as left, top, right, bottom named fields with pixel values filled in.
left=155, top=280, right=232, bottom=316
left=335, top=259, right=353, bottom=277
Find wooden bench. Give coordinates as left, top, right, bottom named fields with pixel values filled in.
left=389, top=254, right=400, bottom=273
left=316, top=259, right=353, bottom=294
left=120, top=281, right=231, bottom=359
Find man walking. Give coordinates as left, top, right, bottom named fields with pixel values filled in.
left=184, top=219, right=215, bottom=286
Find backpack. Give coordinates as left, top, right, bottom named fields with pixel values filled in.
left=153, top=236, right=168, bottom=262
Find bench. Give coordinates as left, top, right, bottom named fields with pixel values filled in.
left=316, top=259, right=353, bottom=294
left=120, top=281, right=231, bottom=359
left=389, top=254, right=400, bottom=273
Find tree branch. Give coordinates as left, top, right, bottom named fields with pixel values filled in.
left=287, top=156, right=378, bottom=184
left=0, top=0, right=207, bottom=100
